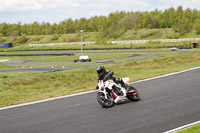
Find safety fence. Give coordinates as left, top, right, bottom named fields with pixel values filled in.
left=109, top=38, right=200, bottom=44
left=29, top=38, right=200, bottom=47
left=29, top=42, right=95, bottom=47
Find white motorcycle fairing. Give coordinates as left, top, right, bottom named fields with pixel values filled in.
left=98, top=78, right=128, bottom=103
left=96, top=77, right=140, bottom=108
left=122, top=77, right=130, bottom=84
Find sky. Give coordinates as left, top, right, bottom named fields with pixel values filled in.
left=0, top=0, right=200, bottom=24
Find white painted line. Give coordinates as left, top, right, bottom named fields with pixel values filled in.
left=163, top=120, right=200, bottom=133
left=0, top=66, right=200, bottom=111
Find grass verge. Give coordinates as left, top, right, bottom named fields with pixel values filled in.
left=0, top=53, right=134, bottom=69
left=175, top=123, right=200, bottom=133
left=0, top=49, right=199, bottom=107
left=34, top=53, right=134, bottom=62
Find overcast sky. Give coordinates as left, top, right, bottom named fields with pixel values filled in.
left=0, top=0, right=200, bottom=24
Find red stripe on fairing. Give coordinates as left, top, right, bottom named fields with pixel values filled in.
left=128, top=89, right=136, bottom=93
left=112, top=90, right=117, bottom=98
left=99, top=80, right=102, bottom=84
left=107, top=81, right=113, bottom=88
left=98, top=80, right=103, bottom=87
left=126, top=80, right=129, bottom=84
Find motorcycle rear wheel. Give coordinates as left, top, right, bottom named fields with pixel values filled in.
left=127, top=86, right=140, bottom=102
left=97, top=92, right=114, bottom=108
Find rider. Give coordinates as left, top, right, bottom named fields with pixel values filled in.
left=96, top=66, right=126, bottom=95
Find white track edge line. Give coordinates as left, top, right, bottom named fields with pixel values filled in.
left=163, top=120, right=200, bottom=133
left=0, top=66, right=199, bottom=111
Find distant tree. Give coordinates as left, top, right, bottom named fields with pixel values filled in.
left=32, top=21, right=40, bottom=35
left=160, top=9, right=170, bottom=28
left=96, top=16, right=108, bottom=32
left=193, top=19, right=200, bottom=34
left=182, top=8, right=192, bottom=32
left=142, top=12, right=151, bottom=28
left=1, top=6, right=200, bottom=38
left=0, top=23, right=9, bottom=36
left=168, top=7, right=175, bottom=28
left=191, top=9, right=199, bottom=22
left=150, top=9, right=160, bottom=28
left=120, top=14, right=136, bottom=30
left=87, top=17, right=98, bottom=32
left=173, top=6, right=184, bottom=33
left=62, top=18, right=74, bottom=33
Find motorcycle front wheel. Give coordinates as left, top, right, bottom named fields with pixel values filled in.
left=97, top=92, right=114, bottom=108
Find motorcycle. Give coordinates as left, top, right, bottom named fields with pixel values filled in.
left=96, top=77, right=140, bottom=108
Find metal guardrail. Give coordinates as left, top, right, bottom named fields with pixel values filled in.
left=29, top=38, right=200, bottom=47
left=109, top=38, right=200, bottom=44
left=29, top=42, right=95, bottom=47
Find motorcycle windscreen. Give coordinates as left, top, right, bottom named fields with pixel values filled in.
left=122, top=77, right=130, bottom=84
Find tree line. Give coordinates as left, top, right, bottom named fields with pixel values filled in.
left=1, top=6, right=200, bottom=38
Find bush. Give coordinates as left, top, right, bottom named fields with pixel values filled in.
left=107, top=27, right=126, bottom=38
left=95, top=39, right=108, bottom=45
left=16, top=35, right=27, bottom=44
left=0, top=37, right=7, bottom=42
left=67, top=35, right=76, bottom=42
left=167, top=32, right=180, bottom=39
left=51, top=35, right=60, bottom=41
left=32, top=36, right=43, bottom=42
left=147, top=41, right=161, bottom=44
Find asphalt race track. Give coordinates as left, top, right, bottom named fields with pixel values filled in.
left=0, top=50, right=189, bottom=72
left=1, top=52, right=159, bottom=72
left=0, top=64, right=96, bottom=73
left=0, top=67, right=200, bottom=133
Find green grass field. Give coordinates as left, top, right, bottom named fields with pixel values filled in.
left=176, top=123, right=200, bottom=133
left=0, top=49, right=199, bottom=107
left=0, top=53, right=134, bottom=69
left=34, top=53, right=134, bottom=62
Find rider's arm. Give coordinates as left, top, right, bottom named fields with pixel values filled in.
left=103, top=70, right=114, bottom=81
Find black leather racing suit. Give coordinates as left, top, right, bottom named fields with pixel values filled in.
left=97, top=69, right=116, bottom=82
left=96, top=70, right=126, bottom=94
